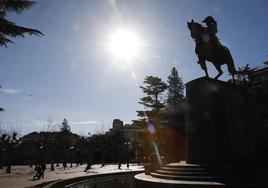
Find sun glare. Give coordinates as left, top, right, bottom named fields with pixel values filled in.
left=108, top=28, right=141, bottom=61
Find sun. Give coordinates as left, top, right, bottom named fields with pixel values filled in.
left=108, top=28, right=141, bottom=61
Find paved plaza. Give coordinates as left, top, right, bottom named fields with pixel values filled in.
left=0, top=164, right=144, bottom=188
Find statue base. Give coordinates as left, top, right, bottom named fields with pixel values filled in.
left=135, top=77, right=267, bottom=187
left=185, top=77, right=263, bottom=164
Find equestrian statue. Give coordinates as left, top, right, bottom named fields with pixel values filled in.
left=187, top=16, right=236, bottom=80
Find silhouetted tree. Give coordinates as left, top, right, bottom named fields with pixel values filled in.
left=166, top=67, right=184, bottom=112
left=42, top=119, right=59, bottom=171
left=60, top=118, right=70, bottom=133
left=85, top=137, right=93, bottom=171
left=92, top=134, right=107, bottom=167
left=137, top=76, right=167, bottom=125
left=0, top=133, right=5, bottom=169
left=0, top=0, right=43, bottom=47
left=58, top=119, right=71, bottom=168
left=235, top=64, right=257, bottom=87
left=0, top=132, right=19, bottom=173
left=74, top=137, right=87, bottom=165
left=108, top=130, right=125, bottom=169
left=43, top=132, right=55, bottom=171
left=0, top=1, right=42, bottom=111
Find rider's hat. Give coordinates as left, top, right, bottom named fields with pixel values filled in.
left=202, top=16, right=217, bottom=24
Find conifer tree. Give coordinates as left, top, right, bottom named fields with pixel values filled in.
left=60, top=118, right=70, bottom=133
left=166, top=67, right=184, bottom=112
left=235, top=64, right=257, bottom=87
left=0, top=0, right=43, bottom=46
left=137, top=76, right=167, bottom=124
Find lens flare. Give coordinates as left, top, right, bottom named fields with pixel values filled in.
left=152, top=141, right=163, bottom=166
left=148, top=124, right=156, bottom=134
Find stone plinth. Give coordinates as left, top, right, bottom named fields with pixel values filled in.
left=185, top=77, right=263, bottom=164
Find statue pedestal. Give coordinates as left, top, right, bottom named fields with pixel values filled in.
left=185, top=77, right=263, bottom=164
left=135, top=77, right=268, bottom=187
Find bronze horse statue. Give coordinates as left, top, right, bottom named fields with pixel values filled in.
left=187, top=19, right=236, bottom=80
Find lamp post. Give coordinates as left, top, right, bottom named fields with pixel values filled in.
left=69, top=146, right=74, bottom=168
left=125, top=140, right=131, bottom=169
left=37, top=145, right=44, bottom=170
left=136, top=143, right=141, bottom=165
left=49, top=146, right=55, bottom=171
left=75, top=148, right=80, bottom=166
left=118, top=145, right=121, bottom=169
left=39, top=146, right=44, bottom=163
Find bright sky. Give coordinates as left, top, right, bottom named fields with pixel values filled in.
left=0, top=0, right=267, bottom=135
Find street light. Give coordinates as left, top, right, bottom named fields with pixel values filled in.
left=69, top=146, right=74, bottom=168
left=136, top=143, right=141, bottom=165
left=39, top=145, right=44, bottom=166
left=124, top=140, right=131, bottom=169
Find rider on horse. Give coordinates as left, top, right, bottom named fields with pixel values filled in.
left=202, top=16, right=217, bottom=34
left=202, top=16, right=220, bottom=47
left=187, top=17, right=236, bottom=80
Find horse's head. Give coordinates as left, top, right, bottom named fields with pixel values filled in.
left=187, top=19, right=203, bottom=39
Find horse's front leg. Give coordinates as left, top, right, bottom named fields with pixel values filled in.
left=214, top=64, right=223, bottom=80
left=197, top=58, right=209, bottom=77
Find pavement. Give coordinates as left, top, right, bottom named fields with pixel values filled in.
left=0, top=163, right=144, bottom=188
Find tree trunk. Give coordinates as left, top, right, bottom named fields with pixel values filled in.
left=101, top=152, right=105, bottom=167
left=0, top=156, right=3, bottom=169
left=6, top=164, right=11, bottom=173
left=118, top=152, right=122, bottom=169
left=6, top=146, right=12, bottom=174
left=126, top=143, right=129, bottom=169
left=85, top=152, right=92, bottom=170
left=50, top=149, right=54, bottom=171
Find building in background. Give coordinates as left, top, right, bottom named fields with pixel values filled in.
left=110, top=119, right=146, bottom=143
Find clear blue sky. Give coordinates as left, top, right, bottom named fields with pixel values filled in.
left=0, top=0, right=267, bottom=135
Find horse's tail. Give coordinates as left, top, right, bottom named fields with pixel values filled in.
left=226, top=50, right=236, bottom=75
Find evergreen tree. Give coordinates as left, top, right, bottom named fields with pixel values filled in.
left=166, top=67, right=184, bottom=111
left=0, top=1, right=43, bottom=110
left=235, top=64, right=257, bottom=87
left=60, top=118, right=70, bottom=133
left=58, top=119, right=71, bottom=169
left=137, top=76, right=167, bottom=124
left=0, top=0, right=43, bottom=46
